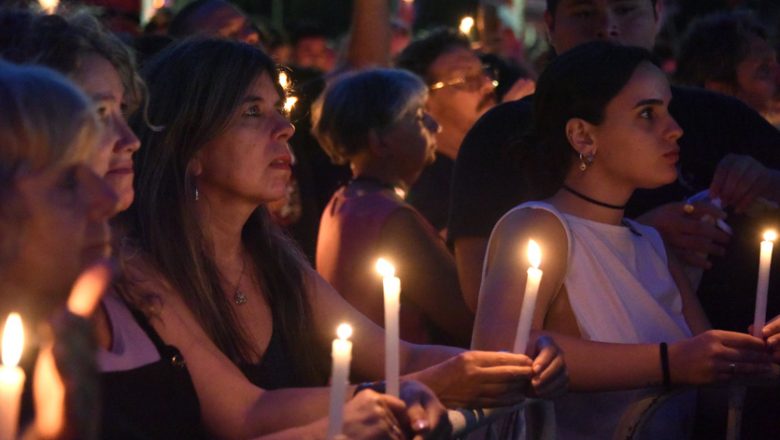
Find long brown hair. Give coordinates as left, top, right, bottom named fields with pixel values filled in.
left=122, top=39, right=324, bottom=385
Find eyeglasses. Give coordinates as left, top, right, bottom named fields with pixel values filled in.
left=429, top=65, right=498, bottom=92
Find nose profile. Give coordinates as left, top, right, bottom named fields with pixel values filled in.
left=666, top=116, right=684, bottom=143
left=595, top=11, right=621, bottom=42
left=114, top=115, right=141, bottom=154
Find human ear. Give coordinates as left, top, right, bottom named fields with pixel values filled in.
left=565, top=118, right=597, bottom=157
left=188, top=156, right=203, bottom=177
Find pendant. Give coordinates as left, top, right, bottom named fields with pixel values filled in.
left=233, top=289, right=248, bottom=305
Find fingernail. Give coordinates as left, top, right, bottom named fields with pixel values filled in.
left=413, top=420, right=429, bottom=431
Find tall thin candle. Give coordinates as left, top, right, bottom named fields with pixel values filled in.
left=376, top=258, right=400, bottom=398
left=513, top=240, right=543, bottom=354
left=327, top=323, right=353, bottom=439
left=0, top=313, right=25, bottom=440
left=753, top=230, right=776, bottom=338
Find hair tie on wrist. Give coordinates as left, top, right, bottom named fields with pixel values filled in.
left=660, top=342, right=671, bottom=390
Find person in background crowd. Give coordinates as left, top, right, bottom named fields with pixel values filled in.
left=313, top=68, right=473, bottom=347
left=675, top=11, right=778, bottom=123
left=396, top=28, right=534, bottom=233
left=167, top=0, right=261, bottom=46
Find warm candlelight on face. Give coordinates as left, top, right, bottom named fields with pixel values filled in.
left=513, top=240, right=544, bottom=355
left=753, top=230, right=776, bottom=337
left=376, top=258, right=400, bottom=398
left=1, top=313, right=25, bottom=440
left=327, top=323, right=353, bottom=439
left=459, top=16, right=475, bottom=35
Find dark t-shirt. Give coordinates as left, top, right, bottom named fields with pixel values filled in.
left=407, top=153, right=455, bottom=232
left=449, top=86, right=780, bottom=332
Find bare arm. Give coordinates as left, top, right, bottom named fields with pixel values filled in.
left=453, top=236, right=489, bottom=312
left=379, top=209, right=474, bottom=346
left=472, top=208, right=771, bottom=392
left=342, top=0, right=391, bottom=70
left=306, top=269, right=539, bottom=408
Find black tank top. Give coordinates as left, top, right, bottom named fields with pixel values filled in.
left=100, top=307, right=209, bottom=440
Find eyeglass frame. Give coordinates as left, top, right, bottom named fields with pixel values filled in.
left=428, top=65, right=499, bottom=92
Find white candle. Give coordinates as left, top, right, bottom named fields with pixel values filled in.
left=0, top=313, right=25, bottom=440
left=753, top=230, right=776, bottom=338
left=513, top=240, right=543, bottom=355
left=376, top=258, right=400, bottom=398
left=327, top=324, right=353, bottom=439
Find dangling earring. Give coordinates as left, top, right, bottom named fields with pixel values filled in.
left=578, top=152, right=594, bottom=171
left=194, top=186, right=199, bottom=201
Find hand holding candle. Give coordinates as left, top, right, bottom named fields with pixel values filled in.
left=327, top=323, right=353, bottom=440
left=753, top=230, right=776, bottom=338
left=0, top=313, right=25, bottom=440
left=376, top=258, right=400, bottom=398
left=513, top=240, right=543, bottom=355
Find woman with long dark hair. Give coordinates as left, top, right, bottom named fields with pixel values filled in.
left=118, top=38, right=567, bottom=438
left=472, top=41, right=776, bottom=438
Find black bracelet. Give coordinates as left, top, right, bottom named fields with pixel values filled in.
left=353, top=380, right=386, bottom=396
left=659, top=342, right=671, bottom=390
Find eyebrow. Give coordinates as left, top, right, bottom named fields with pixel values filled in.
left=242, top=95, right=264, bottom=104
left=90, top=92, right=118, bottom=102
left=633, top=98, right=664, bottom=108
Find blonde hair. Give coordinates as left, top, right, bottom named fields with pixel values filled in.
left=0, top=61, right=102, bottom=264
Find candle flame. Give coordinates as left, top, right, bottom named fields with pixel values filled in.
left=278, top=72, right=289, bottom=90
left=38, top=0, right=58, bottom=14
left=153, top=0, right=165, bottom=9
left=336, top=323, right=353, bottom=340
left=764, top=230, right=778, bottom=242
left=459, top=16, right=475, bottom=35
left=2, top=313, right=23, bottom=367
left=283, top=96, right=298, bottom=113
left=375, top=258, right=396, bottom=278
left=527, top=239, right=541, bottom=269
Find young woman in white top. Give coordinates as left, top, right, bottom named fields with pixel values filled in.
left=472, top=41, right=776, bottom=439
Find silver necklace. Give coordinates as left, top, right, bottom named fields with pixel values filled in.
left=232, top=256, right=248, bottom=305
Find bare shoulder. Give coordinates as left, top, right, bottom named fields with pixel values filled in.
left=490, top=206, right=568, bottom=252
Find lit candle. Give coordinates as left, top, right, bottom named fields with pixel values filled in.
left=459, top=16, right=475, bottom=36
left=283, top=96, right=298, bottom=114
left=278, top=72, right=290, bottom=91
left=376, top=258, right=400, bottom=398
left=327, top=324, right=353, bottom=440
left=513, top=240, right=543, bottom=354
left=753, top=230, right=776, bottom=338
left=37, top=0, right=58, bottom=14
left=0, top=313, right=25, bottom=440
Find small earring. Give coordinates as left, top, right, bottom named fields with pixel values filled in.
left=578, top=152, right=594, bottom=171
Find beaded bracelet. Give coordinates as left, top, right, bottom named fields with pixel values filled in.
left=354, top=380, right=386, bottom=396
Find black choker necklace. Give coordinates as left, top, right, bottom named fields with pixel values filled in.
left=562, top=185, right=627, bottom=210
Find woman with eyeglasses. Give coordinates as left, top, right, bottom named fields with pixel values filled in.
left=313, top=68, right=474, bottom=347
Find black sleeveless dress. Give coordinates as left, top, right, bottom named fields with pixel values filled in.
left=100, top=308, right=209, bottom=440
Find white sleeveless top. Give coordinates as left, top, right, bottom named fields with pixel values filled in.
left=486, top=201, right=694, bottom=439
left=97, top=292, right=160, bottom=372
